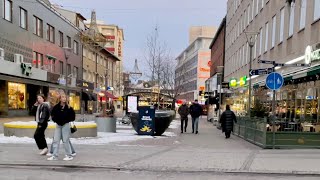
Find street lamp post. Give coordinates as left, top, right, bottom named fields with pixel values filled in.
left=245, top=31, right=259, bottom=118
left=217, top=66, right=224, bottom=121
left=63, top=47, right=72, bottom=94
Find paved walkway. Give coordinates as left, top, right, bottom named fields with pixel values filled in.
left=1, top=117, right=320, bottom=175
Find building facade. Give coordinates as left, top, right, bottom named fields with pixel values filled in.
left=225, top=0, right=320, bottom=119
left=189, top=26, right=217, bottom=44
left=0, top=0, right=83, bottom=117
left=175, top=37, right=213, bottom=103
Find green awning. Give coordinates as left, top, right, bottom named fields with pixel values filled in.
left=307, top=65, right=320, bottom=76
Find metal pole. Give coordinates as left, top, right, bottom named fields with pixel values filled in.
left=272, top=89, right=276, bottom=149
left=248, top=44, right=253, bottom=118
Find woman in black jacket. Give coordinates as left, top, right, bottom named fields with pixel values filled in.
left=47, top=94, right=75, bottom=161
left=32, top=94, right=50, bottom=155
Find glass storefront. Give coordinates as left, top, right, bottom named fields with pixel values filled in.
left=69, top=92, right=80, bottom=111
left=8, top=82, right=26, bottom=110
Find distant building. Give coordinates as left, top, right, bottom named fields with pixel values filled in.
left=189, top=26, right=217, bottom=44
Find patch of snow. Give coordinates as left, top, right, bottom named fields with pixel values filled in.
left=0, top=129, right=176, bottom=145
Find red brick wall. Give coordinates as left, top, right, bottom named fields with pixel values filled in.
left=210, top=21, right=226, bottom=77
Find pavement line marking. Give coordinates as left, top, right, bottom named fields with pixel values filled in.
left=240, top=150, right=258, bottom=171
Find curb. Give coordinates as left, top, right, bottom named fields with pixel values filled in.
left=1, top=163, right=320, bottom=176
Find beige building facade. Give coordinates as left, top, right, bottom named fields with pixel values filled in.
left=189, top=26, right=217, bottom=44
left=225, top=0, right=320, bottom=119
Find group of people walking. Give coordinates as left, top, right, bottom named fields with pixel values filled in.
left=32, top=93, right=76, bottom=161
left=178, top=99, right=203, bottom=134
left=178, top=100, right=237, bottom=139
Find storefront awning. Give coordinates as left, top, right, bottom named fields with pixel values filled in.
left=82, top=91, right=92, bottom=101
left=104, top=91, right=116, bottom=99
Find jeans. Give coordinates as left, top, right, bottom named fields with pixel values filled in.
left=50, top=138, right=75, bottom=154
left=181, top=117, right=188, bottom=132
left=52, top=123, right=72, bottom=157
left=192, top=117, right=200, bottom=132
left=34, top=122, right=48, bottom=150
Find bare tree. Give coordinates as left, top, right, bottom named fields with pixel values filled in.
left=144, top=26, right=169, bottom=85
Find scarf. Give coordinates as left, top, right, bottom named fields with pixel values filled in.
left=35, top=104, right=43, bottom=123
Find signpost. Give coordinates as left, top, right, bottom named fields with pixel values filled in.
left=274, top=63, right=311, bottom=67
left=249, top=68, right=273, bottom=76
left=266, top=72, right=284, bottom=149
left=258, top=60, right=275, bottom=64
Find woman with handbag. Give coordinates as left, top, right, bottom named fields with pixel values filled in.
left=48, top=94, right=76, bottom=161
left=32, top=94, right=50, bottom=155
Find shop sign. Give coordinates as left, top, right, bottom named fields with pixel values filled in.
left=229, top=78, right=237, bottom=88
left=76, top=80, right=94, bottom=90
left=239, top=76, right=247, bottom=87
left=58, top=77, right=66, bottom=85
left=199, top=86, right=205, bottom=91
left=305, top=45, right=320, bottom=64
left=20, top=63, right=32, bottom=76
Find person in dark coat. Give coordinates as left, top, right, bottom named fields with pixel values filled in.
left=178, top=102, right=189, bottom=133
left=31, top=94, right=50, bottom=155
left=189, top=99, right=203, bottom=134
left=220, top=105, right=237, bottom=138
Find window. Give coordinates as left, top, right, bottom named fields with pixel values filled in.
left=314, top=0, right=320, bottom=21
left=73, top=66, right=78, bottom=79
left=19, top=7, right=27, bottom=29
left=251, top=1, right=254, bottom=20
left=279, top=8, right=285, bottom=43
left=67, top=64, right=71, bottom=76
left=33, top=16, right=43, bottom=37
left=46, top=24, right=55, bottom=43
left=59, top=31, right=63, bottom=47
left=261, top=0, right=264, bottom=9
left=272, top=15, right=276, bottom=48
left=59, top=61, right=64, bottom=75
left=3, top=0, right=12, bottom=22
left=299, top=0, right=307, bottom=30
left=8, top=82, right=26, bottom=110
left=256, top=0, right=259, bottom=15
left=73, top=41, right=79, bottom=54
left=265, top=22, right=269, bottom=52
left=248, top=5, right=251, bottom=24
left=259, top=28, right=263, bottom=55
left=67, top=36, right=71, bottom=48
left=289, top=2, right=295, bottom=37
left=32, top=51, right=43, bottom=68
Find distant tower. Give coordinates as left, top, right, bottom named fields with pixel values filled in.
left=130, top=59, right=142, bottom=81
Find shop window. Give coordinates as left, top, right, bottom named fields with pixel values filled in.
left=69, top=93, right=80, bottom=111
left=8, top=82, right=26, bottom=110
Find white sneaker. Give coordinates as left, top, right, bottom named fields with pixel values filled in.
left=71, top=153, right=76, bottom=157
left=46, top=153, right=52, bottom=157
left=47, top=156, right=58, bottom=161
left=39, top=148, right=48, bottom=155
left=63, top=156, right=73, bottom=161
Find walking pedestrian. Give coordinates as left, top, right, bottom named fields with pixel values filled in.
left=178, top=101, right=189, bottom=133
left=189, top=99, right=203, bottom=134
left=47, top=94, right=75, bottom=161
left=32, top=94, right=50, bottom=155
left=220, top=105, right=237, bottom=139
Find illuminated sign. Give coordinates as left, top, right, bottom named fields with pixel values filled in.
left=239, top=76, right=247, bottom=87
left=200, top=68, right=210, bottom=72
left=229, top=78, right=237, bottom=88
left=21, top=63, right=32, bottom=76
left=305, top=45, right=320, bottom=64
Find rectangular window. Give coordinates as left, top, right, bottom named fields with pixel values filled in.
left=73, top=41, right=79, bottom=54
left=32, top=51, right=43, bottom=68
left=3, top=0, right=12, bottom=22
left=59, top=61, right=64, bottom=75
left=289, top=2, right=295, bottom=37
left=33, top=16, right=43, bottom=37
left=256, top=0, right=259, bottom=15
left=19, top=7, right=27, bottom=29
left=8, top=82, right=26, bottom=110
left=67, top=64, right=71, bottom=76
left=67, top=36, right=71, bottom=48
left=59, top=31, right=63, bottom=47
left=265, top=22, right=269, bottom=52
left=73, top=66, right=78, bottom=79
left=259, top=28, right=263, bottom=55
left=251, top=1, right=254, bottom=20
left=46, top=24, right=55, bottom=43
left=248, top=5, right=251, bottom=24
left=300, top=0, right=307, bottom=30
left=279, top=8, right=285, bottom=43
left=314, top=0, right=320, bottom=21
left=261, top=0, right=265, bottom=9
left=272, top=16, right=276, bottom=48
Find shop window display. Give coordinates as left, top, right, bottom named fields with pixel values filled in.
left=69, top=93, right=80, bottom=111
left=8, top=82, right=26, bottom=109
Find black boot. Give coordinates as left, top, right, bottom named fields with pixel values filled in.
left=196, top=131, right=198, bottom=134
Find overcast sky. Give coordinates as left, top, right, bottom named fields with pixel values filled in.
left=50, top=0, right=227, bottom=77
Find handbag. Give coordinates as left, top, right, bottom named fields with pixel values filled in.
left=70, top=122, right=77, bottom=134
